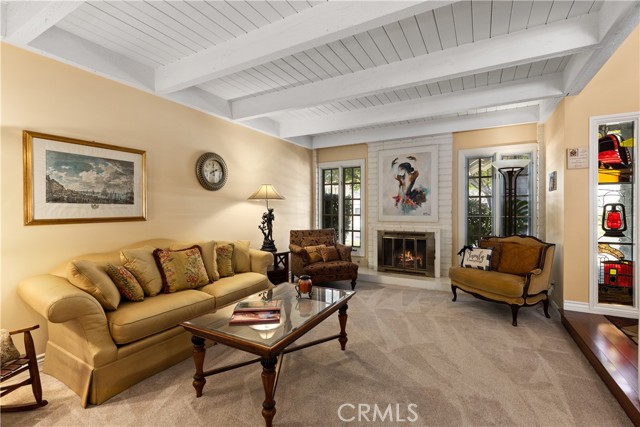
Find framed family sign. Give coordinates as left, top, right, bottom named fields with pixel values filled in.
left=378, top=146, right=439, bottom=222
left=23, top=131, right=147, bottom=225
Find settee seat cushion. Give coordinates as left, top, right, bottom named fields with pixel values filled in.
left=200, top=272, right=270, bottom=308
left=449, top=266, right=525, bottom=298
left=106, top=291, right=215, bottom=345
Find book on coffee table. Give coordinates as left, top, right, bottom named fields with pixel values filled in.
left=233, top=299, right=282, bottom=312
left=229, top=310, right=281, bottom=325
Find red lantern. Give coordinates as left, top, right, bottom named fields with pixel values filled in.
left=602, top=203, right=627, bottom=237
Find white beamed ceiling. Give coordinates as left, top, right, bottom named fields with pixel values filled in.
left=2, top=0, right=639, bottom=148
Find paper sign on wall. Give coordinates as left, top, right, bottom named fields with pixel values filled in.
left=567, top=147, right=589, bottom=169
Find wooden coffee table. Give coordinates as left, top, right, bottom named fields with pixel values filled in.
left=180, top=284, right=355, bottom=427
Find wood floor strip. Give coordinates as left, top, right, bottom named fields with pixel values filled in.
left=561, top=310, right=640, bottom=426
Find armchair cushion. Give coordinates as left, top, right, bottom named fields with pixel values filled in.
left=320, top=246, right=340, bottom=262
left=304, top=245, right=325, bottom=263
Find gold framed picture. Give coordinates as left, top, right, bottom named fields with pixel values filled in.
left=23, top=130, right=147, bottom=225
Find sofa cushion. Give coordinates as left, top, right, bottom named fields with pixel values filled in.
left=106, top=291, right=215, bottom=345
left=304, top=245, right=326, bottom=263
left=153, top=246, right=210, bottom=293
left=120, top=246, right=163, bottom=297
left=171, top=240, right=219, bottom=282
left=216, top=243, right=235, bottom=278
left=320, top=246, right=340, bottom=262
left=67, top=260, right=121, bottom=310
left=105, top=264, right=145, bottom=302
left=449, top=266, right=526, bottom=298
left=199, top=272, right=271, bottom=308
left=497, top=243, right=542, bottom=276
left=479, top=240, right=502, bottom=271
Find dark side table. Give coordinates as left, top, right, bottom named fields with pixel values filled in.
left=266, top=251, right=290, bottom=285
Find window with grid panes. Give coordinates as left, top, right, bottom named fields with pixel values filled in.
left=466, top=156, right=494, bottom=246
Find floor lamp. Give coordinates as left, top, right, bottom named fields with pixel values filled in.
left=248, top=184, right=285, bottom=252
left=492, top=159, right=530, bottom=236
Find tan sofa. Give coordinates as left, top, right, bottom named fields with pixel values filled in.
left=449, top=235, right=555, bottom=326
left=17, top=238, right=273, bottom=407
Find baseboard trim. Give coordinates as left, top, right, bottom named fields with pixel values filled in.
left=564, top=300, right=639, bottom=319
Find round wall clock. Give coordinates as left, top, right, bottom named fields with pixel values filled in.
left=195, top=152, right=227, bottom=191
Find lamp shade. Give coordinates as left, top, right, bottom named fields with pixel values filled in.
left=248, top=184, right=285, bottom=201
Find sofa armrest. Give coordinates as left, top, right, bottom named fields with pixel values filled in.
left=18, top=274, right=107, bottom=323
left=249, top=249, right=273, bottom=275
left=336, top=243, right=353, bottom=262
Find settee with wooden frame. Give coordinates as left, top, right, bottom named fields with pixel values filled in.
left=448, top=235, right=555, bottom=326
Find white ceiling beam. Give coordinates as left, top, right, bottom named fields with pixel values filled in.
left=1, top=0, right=83, bottom=44
left=155, top=1, right=453, bottom=94
left=28, top=27, right=154, bottom=90
left=563, top=1, right=640, bottom=96
left=233, top=12, right=599, bottom=120
left=281, top=75, right=562, bottom=137
left=165, top=87, right=231, bottom=119
left=312, top=107, right=540, bottom=148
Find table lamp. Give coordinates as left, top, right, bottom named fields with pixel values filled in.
left=248, top=184, right=285, bottom=252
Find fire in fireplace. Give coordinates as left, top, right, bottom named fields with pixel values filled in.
left=377, top=231, right=435, bottom=276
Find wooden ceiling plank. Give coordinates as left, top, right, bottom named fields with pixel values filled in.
left=471, top=1, right=492, bottom=41
left=353, top=32, right=388, bottom=67
left=547, top=0, right=574, bottom=23
left=527, top=1, right=554, bottom=27
left=508, top=1, right=533, bottom=32
left=475, top=72, right=489, bottom=87
left=3, top=0, right=83, bottom=44
left=290, top=53, right=328, bottom=81
left=327, top=40, right=364, bottom=73
left=367, top=26, right=401, bottom=63
left=491, top=1, right=512, bottom=38
left=450, top=77, right=464, bottom=92
left=210, top=1, right=258, bottom=33
left=500, top=65, right=517, bottom=83
left=416, top=10, right=443, bottom=53
left=227, top=1, right=271, bottom=28
left=434, top=4, right=458, bottom=48
left=245, top=1, right=285, bottom=23
left=156, top=1, right=453, bottom=93
left=232, top=12, right=599, bottom=120
left=341, top=36, right=376, bottom=70
left=152, top=1, right=226, bottom=45
left=276, top=56, right=316, bottom=84
left=303, top=48, right=342, bottom=78
left=187, top=2, right=245, bottom=38
left=280, top=74, right=562, bottom=137
left=383, top=21, right=414, bottom=60
left=314, top=44, right=351, bottom=75
left=514, top=63, right=532, bottom=80
left=567, top=0, right=595, bottom=18
left=399, top=16, right=427, bottom=57
left=452, top=1, right=473, bottom=45
left=462, top=74, right=476, bottom=90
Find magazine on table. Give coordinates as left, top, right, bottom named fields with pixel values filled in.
left=233, top=299, right=282, bottom=312
left=229, top=310, right=281, bottom=325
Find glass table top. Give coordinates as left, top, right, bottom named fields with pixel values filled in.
left=182, top=283, right=354, bottom=348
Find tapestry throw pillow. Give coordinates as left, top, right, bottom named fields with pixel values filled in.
left=105, top=264, right=145, bottom=302
left=1, top=329, right=20, bottom=366
left=460, top=247, right=493, bottom=271
left=304, top=245, right=326, bottom=264
left=171, top=241, right=219, bottom=282
left=320, top=246, right=340, bottom=262
left=121, top=246, right=163, bottom=297
left=66, top=259, right=121, bottom=310
left=153, top=246, right=210, bottom=293
left=497, top=243, right=542, bottom=276
left=216, top=243, right=235, bottom=278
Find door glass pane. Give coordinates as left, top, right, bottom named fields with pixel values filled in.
left=342, top=166, right=361, bottom=249
left=596, top=120, right=635, bottom=306
left=466, top=156, right=493, bottom=245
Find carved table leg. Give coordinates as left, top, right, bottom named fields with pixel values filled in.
left=191, top=335, right=206, bottom=397
left=338, top=303, right=349, bottom=351
left=261, top=356, right=278, bottom=427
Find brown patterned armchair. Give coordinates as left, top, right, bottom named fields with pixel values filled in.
left=289, top=229, right=358, bottom=290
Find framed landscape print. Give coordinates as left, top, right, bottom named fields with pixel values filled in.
left=379, top=146, right=438, bottom=222
left=23, top=131, right=146, bottom=225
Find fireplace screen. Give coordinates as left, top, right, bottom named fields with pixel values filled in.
left=378, top=231, right=435, bottom=276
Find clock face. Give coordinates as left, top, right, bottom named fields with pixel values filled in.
left=196, top=153, right=227, bottom=191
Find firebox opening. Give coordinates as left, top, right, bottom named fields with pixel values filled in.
left=377, top=231, right=436, bottom=277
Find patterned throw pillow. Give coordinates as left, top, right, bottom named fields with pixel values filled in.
left=304, top=245, right=326, bottom=264
left=216, top=243, right=235, bottom=278
left=105, top=264, right=145, bottom=302
left=171, top=241, right=219, bottom=282
left=460, top=247, right=493, bottom=271
left=1, top=329, right=20, bottom=365
left=153, top=246, right=210, bottom=293
left=320, top=246, right=340, bottom=262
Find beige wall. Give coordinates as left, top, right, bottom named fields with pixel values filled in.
left=545, top=26, right=640, bottom=305
left=452, top=124, right=539, bottom=260
left=0, top=44, right=313, bottom=351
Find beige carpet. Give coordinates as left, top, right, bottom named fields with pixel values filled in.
left=2, top=282, right=632, bottom=427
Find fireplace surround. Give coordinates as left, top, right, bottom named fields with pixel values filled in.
left=377, top=231, right=436, bottom=277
